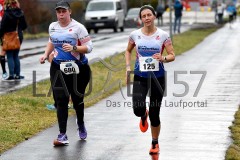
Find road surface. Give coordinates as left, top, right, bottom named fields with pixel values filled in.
left=1, top=18, right=240, bottom=160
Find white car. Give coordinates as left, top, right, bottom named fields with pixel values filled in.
left=85, top=0, right=125, bottom=33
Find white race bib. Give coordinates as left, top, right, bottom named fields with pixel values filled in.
left=139, top=57, right=159, bottom=72
left=60, top=61, right=79, bottom=75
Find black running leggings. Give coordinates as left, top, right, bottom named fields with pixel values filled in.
left=50, top=61, right=91, bottom=133
left=132, top=75, right=165, bottom=127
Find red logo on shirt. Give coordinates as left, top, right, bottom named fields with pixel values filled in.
left=156, top=36, right=160, bottom=40
left=69, top=29, right=72, bottom=32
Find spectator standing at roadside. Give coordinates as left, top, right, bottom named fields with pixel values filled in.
left=217, top=2, right=225, bottom=24
left=226, top=3, right=237, bottom=28
left=173, top=0, right=183, bottom=34
left=0, top=0, right=27, bottom=81
left=125, top=5, right=175, bottom=154
left=232, top=4, right=237, bottom=20
left=0, top=3, right=8, bottom=80
left=156, top=4, right=164, bottom=26
left=0, top=46, right=8, bottom=80
left=39, top=0, right=93, bottom=146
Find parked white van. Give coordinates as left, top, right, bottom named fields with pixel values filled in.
left=85, top=0, right=126, bottom=33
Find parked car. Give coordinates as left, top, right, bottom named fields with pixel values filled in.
left=124, top=8, right=142, bottom=28
left=85, top=0, right=126, bottom=33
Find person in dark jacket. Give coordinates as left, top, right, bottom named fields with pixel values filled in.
left=173, top=0, right=183, bottom=33
left=156, top=4, right=165, bottom=26
left=0, top=0, right=27, bottom=81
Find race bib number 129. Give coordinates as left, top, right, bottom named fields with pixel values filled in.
left=139, top=57, right=159, bottom=72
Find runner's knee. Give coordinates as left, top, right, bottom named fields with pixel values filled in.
left=133, top=100, right=146, bottom=117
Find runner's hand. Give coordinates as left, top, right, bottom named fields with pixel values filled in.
left=152, top=53, right=163, bottom=62
left=39, top=55, right=47, bottom=64
left=62, top=43, right=73, bottom=52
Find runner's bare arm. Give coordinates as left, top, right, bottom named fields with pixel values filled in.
left=39, top=42, right=54, bottom=64
left=153, top=43, right=175, bottom=62
left=62, top=43, right=91, bottom=53
left=125, top=41, right=135, bottom=84
left=164, top=43, right=175, bottom=62
left=125, top=41, right=135, bottom=70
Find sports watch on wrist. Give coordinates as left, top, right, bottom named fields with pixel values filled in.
left=164, top=56, right=167, bottom=62
left=72, top=45, right=77, bottom=51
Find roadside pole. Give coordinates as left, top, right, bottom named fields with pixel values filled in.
left=169, top=0, right=173, bottom=43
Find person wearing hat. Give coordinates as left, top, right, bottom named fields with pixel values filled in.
left=39, top=0, right=93, bottom=146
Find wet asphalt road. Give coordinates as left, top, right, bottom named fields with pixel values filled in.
left=1, top=19, right=240, bottom=159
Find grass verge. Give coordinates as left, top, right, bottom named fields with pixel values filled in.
left=226, top=105, right=240, bottom=160
left=0, top=26, right=218, bottom=154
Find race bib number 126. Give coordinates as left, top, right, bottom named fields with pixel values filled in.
left=139, top=57, right=159, bottom=72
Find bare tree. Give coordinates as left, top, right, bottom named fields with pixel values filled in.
left=19, top=0, right=52, bottom=33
